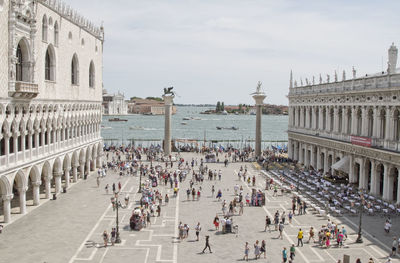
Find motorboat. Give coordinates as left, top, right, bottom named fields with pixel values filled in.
left=108, top=117, right=128, bottom=122
left=101, top=126, right=112, bottom=129
left=129, top=126, right=144, bottom=130
left=181, top=122, right=188, bottom=125
left=216, top=126, right=238, bottom=130
left=182, top=117, right=191, bottom=120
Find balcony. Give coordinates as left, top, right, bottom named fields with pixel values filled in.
left=12, top=81, right=39, bottom=99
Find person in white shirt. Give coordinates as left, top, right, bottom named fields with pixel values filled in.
left=195, top=222, right=202, bottom=241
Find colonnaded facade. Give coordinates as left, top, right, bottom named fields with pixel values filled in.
left=0, top=0, right=104, bottom=223
left=288, top=44, right=400, bottom=204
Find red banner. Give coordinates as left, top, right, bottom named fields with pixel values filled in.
left=350, top=136, right=372, bottom=147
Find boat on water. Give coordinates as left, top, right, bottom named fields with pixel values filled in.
left=181, top=122, right=188, bottom=125
left=221, top=110, right=228, bottom=115
left=129, top=126, right=144, bottom=130
left=182, top=117, right=191, bottom=120
left=101, top=126, right=112, bottom=129
left=216, top=126, right=239, bottom=130
left=108, top=118, right=128, bottom=122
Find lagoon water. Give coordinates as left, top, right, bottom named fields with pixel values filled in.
left=101, top=106, right=288, bottom=147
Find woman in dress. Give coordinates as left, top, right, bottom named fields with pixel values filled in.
left=254, top=240, right=260, bottom=259
left=243, top=242, right=250, bottom=261
left=213, top=215, right=220, bottom=230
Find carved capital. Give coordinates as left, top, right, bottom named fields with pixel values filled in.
left=2, top=194, right=14, bottom=201
left=32, top=181, right=42, bottom=187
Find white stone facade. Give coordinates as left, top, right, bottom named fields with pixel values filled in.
left=288, top=44, right=400, bottom=203
left=102, top=91, right=128, bottom=115
left=0, top=0, right=104, bottom=223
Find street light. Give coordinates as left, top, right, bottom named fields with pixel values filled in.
left=110, top=193, right=122, bottom=243
left=138, top=166, right=143, bottom=193
left=356, top=192, right=364, bottom=243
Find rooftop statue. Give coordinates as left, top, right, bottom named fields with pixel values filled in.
left=256, top=81, right=262, bottom=93
left=327, top=74, right=330, bottom=83
left=312, top=76, right=315, bottom=85
left=352, top=67, right=356, bottom=78
left=319, top=74, right=322, bottom=84
left=163, top=87, right=175, bottom=96
left=343, top=70, right=346, bottom=81
left=334, top=71, right=338, bottom=82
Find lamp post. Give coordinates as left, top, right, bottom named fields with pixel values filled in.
left=356, top=193, right=364, bottom=243
left=110, top=193, right=122, bottom=244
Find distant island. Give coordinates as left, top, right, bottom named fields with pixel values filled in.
left=199, top=101, right=288, bottom=115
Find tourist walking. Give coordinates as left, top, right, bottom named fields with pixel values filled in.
left=260, top=240, right=266, bottom=259
left=265, top=216, right=271, bottom=232
left=195, top=222, right=201, bottom=241
left=278, top=221, right=284, bottom=239
left=105, top=184, right=109, bottom=194
left=243, top=242, right=250, bottom=261
left=282, top=247, right=288, bottom=263
left=308, top=227, right=315, bottom=243
left=102, top=230, right=109, bottom=247
left=391, top=237, right=398, bottom=257
left=110, top=228, right=116, bottom=246
left=254, top=240, right=260, bottom=259
left=202, top=235, right=212, bottom=253
left=213, top=215, right=220, bottom=230
left=297, top=228, right=304, bottom=247
left=290, top=244, right=296, bottom=260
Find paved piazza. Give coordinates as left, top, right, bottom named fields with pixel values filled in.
left=1, top=152, right=399, bottom=263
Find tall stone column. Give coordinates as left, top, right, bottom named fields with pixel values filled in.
left=2, top=195, right=13, bottom=223
left=18, top=187, right=27, bottom=214
left=369, top=160, right=377, bottom=195
left=32, top=181, right=41, bottom=206
left=323, top=151, right=329, bottom=175
left=163, top=94, right=175, bottom=156
left=252, top=88, right=266, bottom=158
left=294, top=142, right=298, bottom=161
left=316, top=147, right=322, bottom=170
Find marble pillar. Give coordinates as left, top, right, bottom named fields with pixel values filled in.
left=54, top=172, right=62, bottom=194
left=252, top=91, right=266, bottom=158
left=163, top=94, right=174, bottom=156
left=64, top=168, right=70, bottom=189
left=32, top=181, right=41, bottom=206
left=72, top=166, right=78, bottom=182
left=2, top=194, right=13, bottom=223
left=18, top=188, right=27, bottom=214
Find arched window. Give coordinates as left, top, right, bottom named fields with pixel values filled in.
left=71, top=54, right=79, bottom=85
left=89, top=61, right=95, bottom=88
left=15, top=39, right=31, bottom=82
left=54, top=21, right=59, bottom=46
left=42, top=15, right=48, bottom=42
left=45, top=46, right=55, bottom=81
left=16, top=44, right=23, bottom=81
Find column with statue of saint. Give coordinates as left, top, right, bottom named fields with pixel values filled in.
left=163, top=87, right=175, bottom=156
left=252, top=81, right=266, bottom=159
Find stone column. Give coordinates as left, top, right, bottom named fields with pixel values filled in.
left=18, top=187, right=27, bottom=214
left=349, top=155, right=355, bottom=183
left=305, top=107, right=310, bottom=129
left=359, top=159, right=366, bottom=190
left=318, top=107, right=324, bottom=131
left=163, top=94, right=175, bottom=156
left=310, top=145, right=316, bottom=168
left=72, top=166, right=78, bottom=182
left=252, top=91, right=266, bottom=158
left=369, top=160, right=377, bottom=195
left=333, top=107, right=339, bottom=133
left=298, top=143, right=303, bottom=164
left=293, top=142, right=298, bottom=161
left=383, top=164, right=390, bottom=200
left=32, top=181, right=41, bottom=206
left=387, top=168, right=395, bottom=201
left=54, top=172, right=62, bottom=194
left=64, top=168, right=70, bottom=189
left=288, top=139, right=293, bottom=160
left=372, top=107, right=379, bottom=138
left=385, top=107, right=391, bottom=140
left=44, top=176, right=52, bottom=199
left=316, top=147, right=322, bottom=170
left=85, top=161, right=91, bottom=177
left=361, top=107, right=368, bottom=136
left=323, top=151, right=329, bottom=175
left=351, top=107, right=357, bottom=135
left=2, top=194, right=13, bottom=223
left=397, top=168, right=400, bottom=204
left=79, top=164, right=85, bottom=179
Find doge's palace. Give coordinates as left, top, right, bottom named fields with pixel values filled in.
left=288, top=44, right=400, bottom=204
left=0, top=0, right=104, bottom=223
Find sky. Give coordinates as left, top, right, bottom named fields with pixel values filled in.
left=67, top=0, right=400, bottom=105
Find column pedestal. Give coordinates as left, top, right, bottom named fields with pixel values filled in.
left=44, top=177, right=51, bottom=199
left=64, top=169, right=70, bottom=189
left=54, top=172, right=62, bottom=194
left=72, top=166, right=78, bottom=182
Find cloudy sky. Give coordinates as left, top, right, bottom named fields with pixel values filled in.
left=68, top=0, right=400, bottom=105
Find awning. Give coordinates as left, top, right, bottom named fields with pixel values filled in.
left=331, top=156, right=350, bottom=174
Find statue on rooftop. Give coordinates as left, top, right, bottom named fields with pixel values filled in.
left=327, top=74, right=330, bottom=83
left=312, top=76, right=315, bottom=85
left=319, top=74, right=322, bottom=84
left=352, top=67, right=356, bottom=78
left=256, top=81, right=262, bottom=93
left=334, top=71, right=338, bottom=82
left=342, top=70, right=346, bottom=81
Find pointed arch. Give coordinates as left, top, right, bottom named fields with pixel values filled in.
left=71, top=53, right=79, bottom=85
left=89, top=60, right=95, bottom=88
left=42, top=15, right=48, bottom=42
left=16, top=38, right=32, bottom=82
left=54, top=21, right=59, bottom=46
left=45, top=44, right=56, bottom=81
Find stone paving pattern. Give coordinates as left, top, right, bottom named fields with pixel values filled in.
left=0, top=152, right=399, bottom=263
